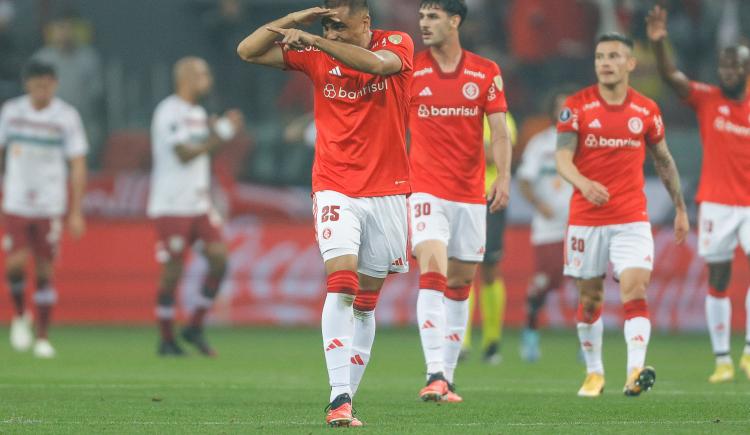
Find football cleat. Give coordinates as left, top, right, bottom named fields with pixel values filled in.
left=708, top=362, right=735, bottom=384
left=350, top=417, right=363, bottom=427
left=157, top=340, right=186, bottom=356
left=419, top=372, right=449, bottom=402
left=443, top=383, right=463, bottom=403
left=10, top=312, right=33, bottom=352
left=483, top=341, right=502, bottom=365
left=520, top=329, right=540, bottom=362
left=577, top=372, right=605, bottom=397
left=624, top=366, right=656, bottom=396
left=33, top=339, right=56, bottom=359
left=325, top=393, right=353, bottom=427
left=740, top=355, right=750, bottom=380
left=181, top=326, right=217, bottom=357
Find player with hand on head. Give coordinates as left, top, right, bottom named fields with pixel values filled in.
left=409, top=0, right=512, bottom=402
left=648, top=4, right=750, bottom=383
left=0, top=61, right=88, bottom=358
left=517, top=88, right=574, bottom=362
left=556, top=33, right=689, bottom=397
left=238, top=0, right=413, bottom=427
left=149, top=57, right=242, bottom=357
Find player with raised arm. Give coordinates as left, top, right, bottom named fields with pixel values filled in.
left=647, top=4, right=750, bottom=383
left=555, top=33, right=689, bottom=397
left=517, top=89, right=573, bottom=362
left=0, top=61, right=88, bottom=358
left=237, top=0, right=412, bottom=426
left=149, top=57, right=242, bottom=357
left=409, top=0, right=511, bottom=402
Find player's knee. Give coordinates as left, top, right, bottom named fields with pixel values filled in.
left=353, top=289, right=380, bottom=312
left=445, top=284, right=471, bottom=301
left=5, top=252, right=28, bottom=275
left=622, top=280, right=648, bottom=301
left=446, top=275, right=473, bottom=289
left=160, top=261, right=183, bottom=291
left=707, top=262, right=732, bottom=294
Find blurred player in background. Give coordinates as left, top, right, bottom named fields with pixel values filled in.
left=238, top=0, right=413, bottom=426
left=517, top=89, right=573, bottom=362
left=648, top=4, right=750, bottom=383
left=149, top=57, right=241, bottom=357
left=461, top=113, right=516, bottom=365
left=0, top=61, right=87, bottom=358
left=410, top=0, right=511, bottom=402
left=556, top=33, right=689, bottom=397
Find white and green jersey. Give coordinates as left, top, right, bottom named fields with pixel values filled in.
left=148, top=95, right=211, bottom=217
left=0, top=96, right=88, bottom=217
left=517, top=126, right=572, bottom=245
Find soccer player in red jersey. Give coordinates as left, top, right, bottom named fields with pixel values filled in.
left=237, top=0, right=412, bottom=426
left=408, top=0, right=512, bottom=403
left=648, top=5, right=750, bottom=383
left=556, top=33, right=689, bottom=397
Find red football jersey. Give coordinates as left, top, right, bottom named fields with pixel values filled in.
left=283, top=30, right=413, bottom=197
left=409, top=50, right=507, bottom=204
left=557, top=85, right=665, bottom=226
left=684, top=81, right=750, bottom=206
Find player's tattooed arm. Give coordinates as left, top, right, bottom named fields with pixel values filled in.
left=648, top=138, right=690, bottom=243
left=646, top=5, right=691, bottom=99
left=555, top=132, right=610, bottom=207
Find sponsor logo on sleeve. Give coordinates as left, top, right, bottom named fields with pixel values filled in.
left=493, top=75, right=503, bottom=92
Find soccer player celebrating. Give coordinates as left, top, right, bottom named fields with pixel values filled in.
left=556, top=33, right=689, bottom=397
left=409, top=0, right=511, bottom=401
left=517, top=89, right=573, bottom=362
left=648, top=5, right=750, bottom=383
left=237, top=1, right=412, bottom=426
left=149, top=57, right=241, bottom=357
left=0, top=61, right=88, bottom=358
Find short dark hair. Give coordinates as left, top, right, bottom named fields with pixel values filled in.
left=596, top=32, right=634, bottom=50
left=420, top=0, right=468, bottom=27
left=323, top=0, right=369, bottom=14
left=21, top=60, right=57, bottom=81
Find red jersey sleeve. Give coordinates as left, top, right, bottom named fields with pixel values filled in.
left=375, top=32, right=414, bottom=73
left=282, top=45, right=319, bottom=75
left=645, top=104, right=666, bottom=146
left=556, top=96, right=580, bottom=134
left=683, top=81, right=716, bottom=110
left=485, top=63, right=508, bottom=114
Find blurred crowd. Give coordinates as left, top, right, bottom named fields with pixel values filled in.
left=1, top=0, right=750, bottom=186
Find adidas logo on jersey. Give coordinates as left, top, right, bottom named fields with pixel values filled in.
left=391, top=257, right=405, bottom=266
left=328, top=66, right=342, bottom=77
left=419, top=87, right=433, bottom=97
left=588, top=119, right=602, bottom=129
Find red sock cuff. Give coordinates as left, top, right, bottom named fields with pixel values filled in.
left=419, top=272, right=447, bottom=292
left=354, top=290, right=380, bottom=312
left=576, top=304, right=602, bottom=324
left=445, top=285, right=471, bottom=301
left=708, top=286, right=727, bottom=298
left=623, top=299, right=649, bottom=320
left=327, top=271, right=358, bottom=295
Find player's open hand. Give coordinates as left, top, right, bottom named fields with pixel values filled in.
left=673, top=208, right=689, bottom=244
left=580, top=179, right=609, bottom=207
left=67, top=211, right=86, bottom=240
left=646, top=5, right=668, bottom=42
left=488, top=177, right=510, bottom=213
left=267, top=26, right=318, bottom=51
left=288, top=7, right=337, bottom=27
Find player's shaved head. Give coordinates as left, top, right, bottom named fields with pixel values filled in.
left=173, top=57, right=213, bottom=100
left=596, top=32, right=634, bottom=54
left=717, top=45, right=749, bottom=99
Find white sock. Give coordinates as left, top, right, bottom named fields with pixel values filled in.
left=745, top=287, right=750, bottom=355
left=322, top=293, right=355, bottom=402
left=624, top=316, right=651, bottom=374
left=705, top=295, right=731, bottom=361
left=443, top=297, right=468, bottom=384
left=577, top=317, right=604, bottom=374
left=417, top=289, right=446, bottom=376
left=350, top=309, right=375, bottom=397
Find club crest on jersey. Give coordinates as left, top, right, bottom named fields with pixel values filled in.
left=462, top=82, right=480, bottom=100
left=628, top=117, right=644, bottom=134
left=322, top=228, right=332, bottom=240
left=718, top=105, right=730, bottom=116
left=559, top=108, right=572, bottom=123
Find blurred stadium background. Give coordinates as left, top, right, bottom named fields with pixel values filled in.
left=0, top=0, right=747, bottom=331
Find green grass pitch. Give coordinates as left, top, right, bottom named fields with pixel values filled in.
left=1, top=327, right=749, bottom=434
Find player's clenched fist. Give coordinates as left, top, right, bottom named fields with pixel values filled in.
left=287, top=7, right=337, bottom=27
left=580, top=179, right=610, bottom=207
left=488, top=177, right=510, bottom=213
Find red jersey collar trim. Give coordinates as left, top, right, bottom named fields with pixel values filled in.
left=595, top=86, right=632, bottom=111
left=428, top=49, right=466, bottom=79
